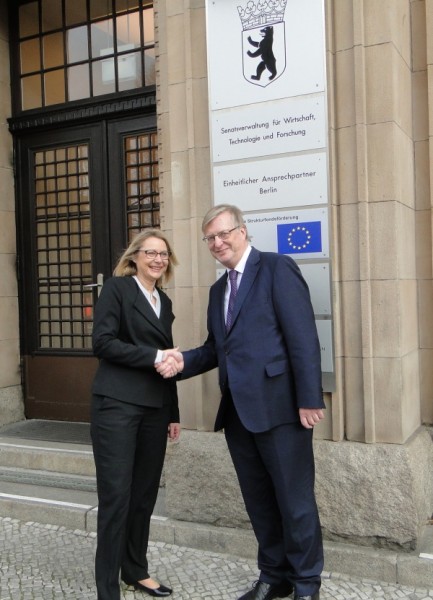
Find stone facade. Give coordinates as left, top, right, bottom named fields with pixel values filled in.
left=0, top=0, right=432, bottom=548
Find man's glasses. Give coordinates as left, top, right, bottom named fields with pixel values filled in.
left=202, top=226, right=240, bottom=245
left=137, top=249, right=171, bottom=260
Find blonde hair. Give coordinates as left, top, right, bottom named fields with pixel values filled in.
left=202, top=204, right=251, bottom=241
left=113, top=229, right=178, bottom=285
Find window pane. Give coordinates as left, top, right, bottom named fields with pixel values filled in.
left=144, top=48, right=155, bottom=86
left=43, top=32, right=64, bottom=69
left=22, top=75, right=42, bottom=110
left=118, top=50, right=141, bottom=90
left=21, top=39, right=41, bottom=74
left=92, top=60, right=116, bottom=95
left=91, top=0, right=113, bottom=20
left=115, top=0, right=140, bottom=13
left=116, top=13, right=140, bottom=47
left=67, top=26, right=89, bottom=63
left=142, top=7, right=154, bottom=45
left=91, top=19, right=114, bottom=58
left=19, top=2, right=39, bottom=38
left=45, top=69, right=66, bottom=105
left=41, top=0, right=63, bottom=32
left=68, top=65, right=90, bottom=100
left=65, top=0, right=87, bottom=26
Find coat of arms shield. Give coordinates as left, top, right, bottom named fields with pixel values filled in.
left=241, top=21, right=286, bottom=87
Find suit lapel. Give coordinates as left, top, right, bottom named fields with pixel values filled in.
left=214, top=273, right=228, bottom=336
left=132, top=282, right=172, bottom=345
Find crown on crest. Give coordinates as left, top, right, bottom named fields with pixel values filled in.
left=237, top=0, right=287, bottom=31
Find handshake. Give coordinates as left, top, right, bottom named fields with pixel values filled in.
left=155, top=348, right=184, bottom=379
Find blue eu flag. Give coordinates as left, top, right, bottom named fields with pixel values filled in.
left=277, top=221, right=322, bottom=255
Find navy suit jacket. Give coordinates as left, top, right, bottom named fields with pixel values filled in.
left=182, top=248, right=324, bottom=432
left=92, top=276, right=179, bottom=422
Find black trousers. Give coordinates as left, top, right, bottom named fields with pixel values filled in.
left=223, top=394, right=323, bottom=597
left=91, top=395, right=170, bottom=600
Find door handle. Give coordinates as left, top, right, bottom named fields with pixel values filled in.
left=83, top=273, right=104, bottom=296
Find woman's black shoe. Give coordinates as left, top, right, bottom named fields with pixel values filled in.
left=123, top=579, right=172, bottom=597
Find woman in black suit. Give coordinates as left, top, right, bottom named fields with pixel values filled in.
left=91, top=229, right=180, bottom=600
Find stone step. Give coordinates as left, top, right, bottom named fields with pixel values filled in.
left=0, top=480, right=98, bottom=531
left=0, top=465, right=97, bottom=492
left=0, top=439, right=95, bottom=476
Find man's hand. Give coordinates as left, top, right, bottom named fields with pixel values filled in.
left=156, top=348, right=184, bottom=378
left=299, top=408, right=324, bottom=429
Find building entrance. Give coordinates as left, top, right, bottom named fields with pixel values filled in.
left=16, top=115, right=159, bottom=421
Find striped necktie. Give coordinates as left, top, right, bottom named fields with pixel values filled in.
left=226, top=269, right=238, bottom=331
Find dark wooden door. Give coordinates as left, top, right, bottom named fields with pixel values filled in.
left=16, top=115, right=158, bottom=421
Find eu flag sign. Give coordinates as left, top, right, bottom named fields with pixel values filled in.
left=277, top=221, right=322, bottom=255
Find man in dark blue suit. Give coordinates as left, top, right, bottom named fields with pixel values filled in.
left=159, top=204, right=324, bottom=600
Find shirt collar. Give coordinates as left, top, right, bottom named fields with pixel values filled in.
left=227, top=245, right=252, bottom=276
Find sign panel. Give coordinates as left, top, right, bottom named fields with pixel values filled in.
left=245, top=208, right=329, bottom=259
left=299, top=263, right=331, bottom=316
left=211, top=94, right=326, bottom=162
left=316, top=319, right=334, bottom=373
left=213, top=152, right=327, bottom=210
left=206, top=0, right=326, bottom=110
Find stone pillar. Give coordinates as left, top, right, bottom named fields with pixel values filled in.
left=155, top=0, right=220, bottom=431
left=0, top=0, right=24, bottom=426
left=331, top=0, right=423, bottom=444
left=419, top=0, right=433, bottom=425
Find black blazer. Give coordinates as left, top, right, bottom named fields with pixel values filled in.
left=92, top=276, right=179, bottom=422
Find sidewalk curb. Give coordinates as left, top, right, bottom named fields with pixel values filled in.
left=149, top=517, right=433, bottom=590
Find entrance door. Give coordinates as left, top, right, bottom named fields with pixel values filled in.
left=16, top=115, right=159, bottom=421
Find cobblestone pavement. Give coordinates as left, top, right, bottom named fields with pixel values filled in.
left=0, top=518, right=432, bottom=600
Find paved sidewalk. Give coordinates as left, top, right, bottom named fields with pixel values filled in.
left=0, top=518, right=432, bottom=600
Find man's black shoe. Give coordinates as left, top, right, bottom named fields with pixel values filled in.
left=294, top=592, right=320, bottom=600
left=238, top=580, right=293, bottom=600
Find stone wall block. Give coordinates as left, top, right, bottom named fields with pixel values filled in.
left=335, top=127, right=359, bottom=206
left=365, top=44, right=412, bottom=136
left=413, top=70, right=428, bottom=142
left=364, top=0, right=411, bottom=65
left=370, top=280, right=400, bottom=357
left=414, top=140, right=431, bottom=212
left=167, top=83, right=188, bottom=153
left=411, top=0, right=427, bottom=72
left=331, top=0, right=354, bottom=52
left=0, top=254, right=18, bottom=298
left=0, top=340, right=20, bottom=388
left=420, top=349, right=433, bottom=424
left=367, top=123, right=414, bottom=206
left=0, top=386, right=24, bottom=427
left=343, top=357, right=366, bottom=442
left=0, top=168, right=14, bottom=212
left=167, top=13, right=185, bottom=83
left=418, top=279, right=433, bottom=348
left=190, top=7, right=207, bottom=79
left=165, top=430, right=251, bottom=528
left=334, top=49, right=356, bottom=129
left=315, top=430, right=433, bottom=549
left=164, top=430, right=433, bottom=550
left=340, top=280, right=362, bottom=357
left=426, top=0, right=433, bottom=65
left=338, top=203, right=360, bottom=281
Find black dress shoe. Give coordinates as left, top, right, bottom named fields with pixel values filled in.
left=122, top=578, right=172, bottom=597
left=238, top=580, right=294, bottom=600
left=294, top=593, right=320, bottom=600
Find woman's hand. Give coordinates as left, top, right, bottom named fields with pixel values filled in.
left=168, top=422, right=181, bottom=441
